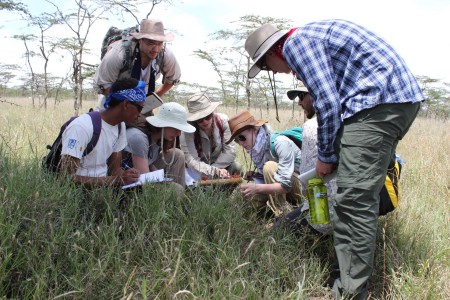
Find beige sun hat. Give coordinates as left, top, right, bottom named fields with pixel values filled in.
left=186, top=92, right=222, bottom=122
left=287, top=81, right=309, bottom=100
left=146, top=102, right=195, bottom=133
left=130, top=19, right=174, bottom=42
left=225, top=111, right=266, bottom=144
left=245, top=24, right=288, bottom=79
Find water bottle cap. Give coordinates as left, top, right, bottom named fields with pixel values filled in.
left=308, top=177, right=324, bottom=185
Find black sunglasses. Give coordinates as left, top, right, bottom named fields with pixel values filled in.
left=196, top=113, right=213, bottom=123
left=234, top=134, right=246, bottom=143
left=297, top=92, right=307, bottom=101
left=258, top=57, right=268, bottom=71
left=128, top=101, right=144, bottom=113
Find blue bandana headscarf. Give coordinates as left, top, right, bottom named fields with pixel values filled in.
left=104, top=80, right=147, bottom=109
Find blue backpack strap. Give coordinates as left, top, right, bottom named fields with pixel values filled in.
left=83, top=111, right=102, bottom=157
left=270, top=132, right=281, bottom=157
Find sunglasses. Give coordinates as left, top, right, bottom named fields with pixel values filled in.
left=128, top=101, right=144, bottom=113
left=195, top=113, right=213, bottom=123
left=234, top=134, right=246, bottom=143
left=258, top=57, right=268, bottom=71
left=297, top=92, right=307, bottom=101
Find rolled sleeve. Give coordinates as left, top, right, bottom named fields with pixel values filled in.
left=180, top=132, right=217, bottom=176
left=93, top=41, right=125, bottom=93
left=160, top=47, right=181, bottom=85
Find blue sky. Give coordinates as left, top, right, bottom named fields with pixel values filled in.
left=1, top=0, right=449, bottom=89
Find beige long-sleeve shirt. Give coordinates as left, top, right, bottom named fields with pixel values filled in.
left=180, top=113, right=236, bottom=177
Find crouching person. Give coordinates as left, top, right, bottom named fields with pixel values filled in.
left=60, top=78, right=144, bottom=187
left=180, top=92, right=241, bottom=179
left=227, top=111, right=302, bottom=219
left=123, top=102, right=195, bottom=190
left=60, top=78, right=144, bottom=219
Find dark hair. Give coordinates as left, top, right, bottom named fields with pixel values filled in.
left=107, top=78, right=139, bottom=108
left=189, top=114, right=217, bottom=157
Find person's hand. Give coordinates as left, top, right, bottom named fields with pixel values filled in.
left=316, top=160, right=336, bottom=178
left=121, top=168, right=140, bottom=184
left=240, top=184, right=259, bottom=198
left=216, top=168, right=230, bottom=178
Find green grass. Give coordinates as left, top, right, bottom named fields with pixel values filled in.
left=0, top=98, right=449, bottom=299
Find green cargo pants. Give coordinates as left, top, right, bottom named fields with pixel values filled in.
left=332, top=102, right=420, bottom=299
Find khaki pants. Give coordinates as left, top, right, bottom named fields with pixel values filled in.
left=154, top=148, right=186, bottom=188
left=249, top=161, right=302, bottom=217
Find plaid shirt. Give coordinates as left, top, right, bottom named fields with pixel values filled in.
left=283, top=19, right=425, bottom=163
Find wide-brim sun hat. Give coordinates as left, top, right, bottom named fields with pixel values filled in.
left=186, top=92, right=222, bottom=122
left=287, top=81, right=309, bottom=100
left=146, top=102, right=195, bottom=133
left=245, top=23, right=288, bottom=79
left=130, top=19, right=174, bottom=42
left=226, top=111, right=266, bottom=144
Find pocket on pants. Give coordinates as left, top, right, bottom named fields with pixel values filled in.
left=337, top=132, right=387, bottom=189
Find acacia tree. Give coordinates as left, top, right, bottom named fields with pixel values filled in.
left=46, top=0, right=107, bottom=114
left=193, top=15, right=292, bottom=116
left=0, top=63, right=19, bottom=96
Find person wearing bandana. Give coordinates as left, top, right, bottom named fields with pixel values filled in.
left=60, top=78, right=145, bottom=187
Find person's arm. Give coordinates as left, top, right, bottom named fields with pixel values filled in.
left=155, top=82, right=174, bottom=98
left=60, top=154, right=139, bottom=187
left=240, top=181, right=286, bottom=199
left=93, top=41, right=124, bottom=96
left=157, top=46, right=180, bottom=97
left=272, top=136, right=299, bottom=191
left=283, top=32, right=341, bottom=164
left=210, top=114, right=237, bottom=169
left=180, top=132, right=218, bottom=177
left=132, top=155, right=150, bottom=173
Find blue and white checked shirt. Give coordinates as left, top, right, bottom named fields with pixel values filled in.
left=283, top=19, right=425, bottom=163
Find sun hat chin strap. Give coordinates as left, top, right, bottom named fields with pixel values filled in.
left=160, top=127, right=176, bottom=167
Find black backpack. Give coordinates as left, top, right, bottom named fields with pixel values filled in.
left=100, top=25, right=139, bottom=76
left=42, top=112, right=102, bottom=173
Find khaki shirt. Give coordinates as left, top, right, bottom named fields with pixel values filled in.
left=93, top=40, right=181, bottom=93
left=180, top=113, right=236, bottom=177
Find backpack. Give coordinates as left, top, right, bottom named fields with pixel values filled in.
left=379, top=153, right=402, bottom=216
left=100, top=25, right=138, bottom=60
left=270, top=127, right=303, bottom=157
left=100, top=25, right=165, bottom=93
left=42, top=112, right=102, bottom=173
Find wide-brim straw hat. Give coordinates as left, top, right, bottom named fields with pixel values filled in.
left=225, top=111, right=266, bottom=144
left=186, top=92, right=222, bottom=122
left=245, top=24, right=288, bottom=79
left=287, top=81, right=309, bottom=100
left=130, top=19, right=174, bottom=42
left=146, top=102, right=195, bottom=133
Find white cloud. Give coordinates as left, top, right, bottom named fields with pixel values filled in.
left=1, top=0, right=449, bottom=89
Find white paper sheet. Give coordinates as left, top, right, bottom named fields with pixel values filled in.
left=121, top=169, right=165, bottom=189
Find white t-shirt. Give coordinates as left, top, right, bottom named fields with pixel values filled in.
left=61, top=113, right=127, bottom=177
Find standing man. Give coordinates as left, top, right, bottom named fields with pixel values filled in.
left=94, top=18, right=181, bottom=115
left=245, top=20, right=425, bottom=299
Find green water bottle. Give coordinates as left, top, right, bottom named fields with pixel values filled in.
left=307, top=178, right=330, bottom=225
